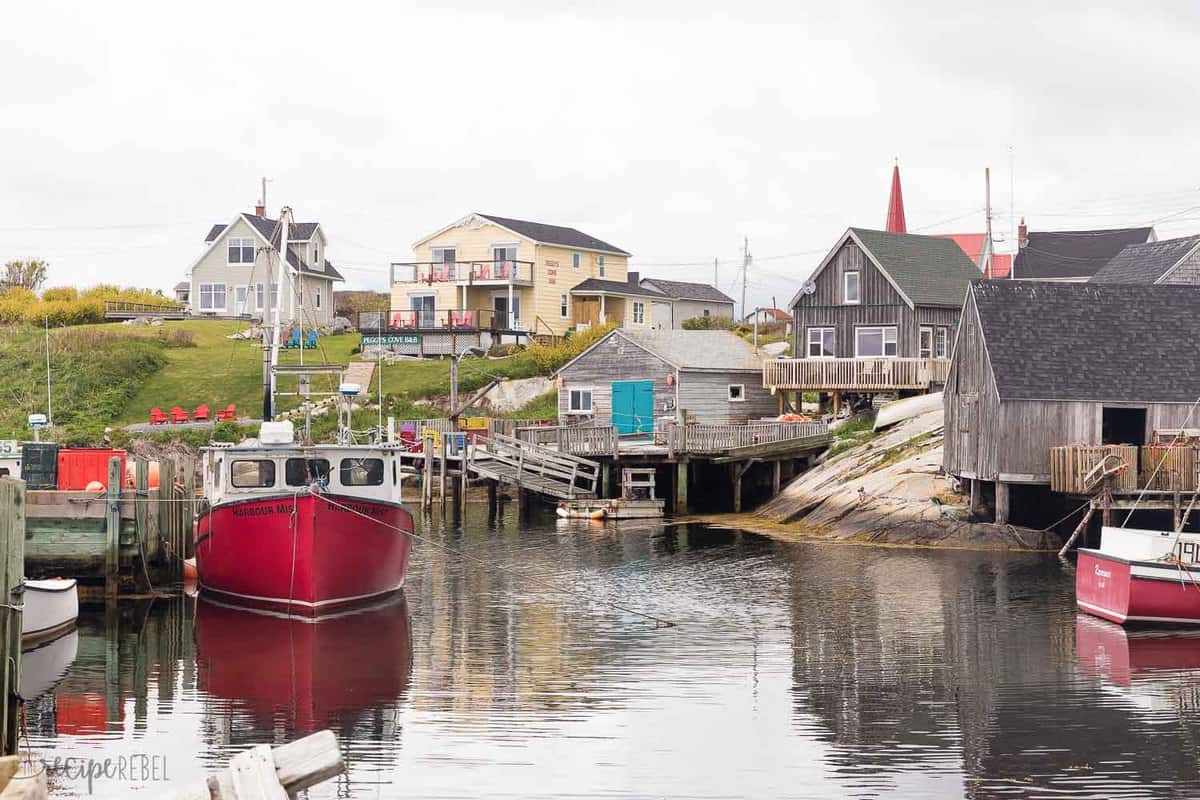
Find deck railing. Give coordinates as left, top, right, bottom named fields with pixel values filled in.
left=516, top=424, right=620, bottom=457
left=389, top=260, right=534, bottom=285
left=103, top=300, right=187, bottom=319
left=357, top=308, right=514, bottom=332
left=663, top=420, right=829, bottom=455
left=762, top=357, right=950, bottom=391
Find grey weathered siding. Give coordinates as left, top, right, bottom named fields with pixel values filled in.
left=673, top=299, right=734, bottom=325
left=791, top=239, right=960, bottom=359
left=557, top=334, right=675, bottom=427
left=677, top=370, right=776, bottom=423
left=945, top=290, right=1198, bottom=481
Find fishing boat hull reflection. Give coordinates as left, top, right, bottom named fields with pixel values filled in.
left=195, top=594, right=412, bottom=732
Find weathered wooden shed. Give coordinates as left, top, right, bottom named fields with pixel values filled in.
left=556, top=329, right=774, bottom=433
left=944, top=280, right=1200, bottom=520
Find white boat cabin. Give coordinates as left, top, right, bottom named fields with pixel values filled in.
left=202, top=424, right=406, bottom=506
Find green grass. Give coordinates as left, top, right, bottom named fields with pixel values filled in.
left=500, top=389, right=558, bottom=420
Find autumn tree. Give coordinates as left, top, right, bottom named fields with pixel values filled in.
left=2, top=259, right=48, bottom=291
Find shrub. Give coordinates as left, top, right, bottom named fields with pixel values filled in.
left=682, top=315, right=735, bottom=330
left=41, top=286, right=78, bottom=302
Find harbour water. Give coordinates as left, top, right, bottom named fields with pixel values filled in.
left=20, top=504, right=1200, bottom=798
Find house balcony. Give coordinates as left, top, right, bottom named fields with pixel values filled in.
left=389, top=260, right=534, bottom=287
left=356, top=308, right=529, bottom=333
left=762, top=357, right=951, bottom=392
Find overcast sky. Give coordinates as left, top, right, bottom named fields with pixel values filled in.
left=3, top=1, right=1199, bottom=313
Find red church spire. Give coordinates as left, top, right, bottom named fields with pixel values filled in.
left=885, top=161, right=907, bottom=233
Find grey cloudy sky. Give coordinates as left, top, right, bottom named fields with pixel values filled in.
left=3, top=0, right=1199, bottom=312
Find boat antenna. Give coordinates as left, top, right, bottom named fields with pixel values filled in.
left=44, top=315, right=52, bottom=428
left=377, top=305, right=384, bottom=443
left=267, top=207, right=291, bottom=421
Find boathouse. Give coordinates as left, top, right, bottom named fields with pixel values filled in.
left=763, top=227, right=980, bottom=404
left=943, top=280, right=1200, bottom=522
left=555, top=329, right=774, bottom=433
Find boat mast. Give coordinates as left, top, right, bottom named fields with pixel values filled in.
left=266, top=207, right=291, bottom=421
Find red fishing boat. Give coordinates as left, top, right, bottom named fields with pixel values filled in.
left=1076, top=526, right=1200, bottom=625
left=194, top=421, right=413, bottom=616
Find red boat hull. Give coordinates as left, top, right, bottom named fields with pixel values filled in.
left=194, top=493, right=412, bottom=617
left=1077, top=548, right=1200, bottom=625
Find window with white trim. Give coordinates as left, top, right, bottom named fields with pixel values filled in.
left=855, top=326, right=897, bottom=357
left=572, top=252, right=581, bottom=270
left=560, top=293, right=568, bottom=318
left=703, top=308, right=711, bottom=317
left=632, top=301, right=645, bottom=324
left=919, top=326, right=933, bottom=359
left=598, top=255, right=606, bottom=278
left=315, top=287, right=322, bottom=310
left=227, top=237, right=255, bottom=264
left=935, top=328, right=948, bottom=359
left=807, top=327, right=835, bottom=358
left=844, top=271, right=860, bottom=304
left=198, top=283, right=226, bottom=312
left=269, top=283, right=279, bottom=310
left=728, top=384, right=745, bottom=402
left=568, top=388, right=593, bottom=414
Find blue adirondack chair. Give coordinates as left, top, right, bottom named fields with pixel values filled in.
left=306, top=331, right=318, bottom=349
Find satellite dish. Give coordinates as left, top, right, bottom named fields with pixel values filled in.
left=801, top=281, right=817, bottom=295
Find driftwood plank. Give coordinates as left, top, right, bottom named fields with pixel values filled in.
left=162, top=731, right=342, bottom=799
left=229, top=745, right=287, bottom=800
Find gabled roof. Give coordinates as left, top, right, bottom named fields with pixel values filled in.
left=557, top=329, right=764, bottom=376
left=940, top=233, right=986, bottom=264
left=1012, top=227, right=1154, bottom=280
left=969, top=280, right=1200, bottom=402
left=570, top=278, right=663, bottom=298
left=939, top=233, right=1014, bottom=278
left=1090, top=234, right=1200, bottom=285
left=805, top=227, right=979, bottom=309
left=173, top=281, right=189, bottom=292
left=758, top=308, right=793, bottom=321
left=204, top=214, right=322, bottom=243
left=638, top=278, right=734, bottom=304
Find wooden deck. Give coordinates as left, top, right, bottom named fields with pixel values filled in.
left=762, top=357, right=950, bottom=391
left=517, top=420, right=830, bottom=460
left=103, top=300, right=187, bottom=320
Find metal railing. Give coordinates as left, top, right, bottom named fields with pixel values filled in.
left=389, top=260, right=534, bottom=285
left=762, top=357, right=951, bottom=390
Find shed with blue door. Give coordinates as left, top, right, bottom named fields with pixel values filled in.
left=554, top=329, right=776, bottom=431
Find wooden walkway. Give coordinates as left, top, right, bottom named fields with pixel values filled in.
left=467, top=434, right=599, bottom=501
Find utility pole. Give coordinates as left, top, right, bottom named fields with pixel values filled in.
left=740, top=237, right=750, bottom=323
left=984, top=167, right=993, bottom=279
left=713, top=257, right=718, bottom=288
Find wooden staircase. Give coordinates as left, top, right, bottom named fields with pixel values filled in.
left=470, top=433, right=599, bottom=500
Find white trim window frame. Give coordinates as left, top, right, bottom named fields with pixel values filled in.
left=227, top=237, right=255, bottom=265
left=854, top=325, right=897, bottom=358
left=315, top=286, right=322, bottom=310
left=572, top=252, right=581, bottom=270
left=255, top=283, right=265, bottom=311
left=567, top=387, right=594, bottom=415
left=598, top=255, right=606, bottom=278
left=918, top=326, right=934, bottom=359
left=198, top=283, right=227, bottom=313
left=728, top=384, right=746, bottom=402
left=560, top=293, right=569, bottom=318
left=807, top=327, right=835, bottom=358
left=632, top=300, right=645, bottom=324
left=844, top=270, right=861, bottom=305
left=935, top=327, right=949, bottom=359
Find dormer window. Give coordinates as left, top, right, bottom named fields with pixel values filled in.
left=844, top=271, right=860, bottom=304
left=313, top=244, right=320, bottom=267
left=228, top=237, right=255, bottom=264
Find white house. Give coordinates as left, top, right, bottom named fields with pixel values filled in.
left=184, top=205, right=343, bottom=326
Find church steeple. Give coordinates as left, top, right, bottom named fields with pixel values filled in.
left=885, top=160, right=907, bottom=234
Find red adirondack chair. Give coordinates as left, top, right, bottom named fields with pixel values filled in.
left=149, top=407, right=169, bottom=425
left=216, top=404, right=236, bottom=421
left=193, top=404, right=210, bottom=422
left=170, top=406, right=190, bottom=424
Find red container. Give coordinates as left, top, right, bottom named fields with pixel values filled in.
left=56, top=449, right=127, bottom=491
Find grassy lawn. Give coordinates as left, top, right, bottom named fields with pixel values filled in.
left=111, top=320, right=361, bottom=424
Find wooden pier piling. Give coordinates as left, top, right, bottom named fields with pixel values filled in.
left=0, top=478, right=23, bottom=756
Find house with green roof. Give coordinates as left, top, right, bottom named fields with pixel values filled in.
left=764, top=227, right=981, bottom=403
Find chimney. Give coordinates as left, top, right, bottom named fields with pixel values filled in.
left=255, top=203, right=266, bottom=217
left=627, top=271, right=639, bottom=286
left=1018, top=217, right=1028, bottom=249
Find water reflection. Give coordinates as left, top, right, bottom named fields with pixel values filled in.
left=16, top=506, right=1200, bottom=798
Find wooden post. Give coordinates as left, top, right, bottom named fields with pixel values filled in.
left=772, top=460, right=782, bottom=496
left=832, top=391, right=841, bottom=417
left=487, top=480, right=498, bottom=517
left=1101, top=483, right=1112, bottom=528
left=0, top=478, right=24, bottom=755
left=995, top=480, right=1010, bottom=525
left=732, top=462, right=743, bottom=513
left=439, top=437, right=448, bottom=514
left=423, top=441, right=433, bottom=510
left=675, top=459, right=688, bottom=514
left=106, top=456, right=122, bottom=600
left=1058, top=503, right=1097, bottom=557
left=1173, top=472, right=1182, bottom=532
left=159, top=458, right=175, bottom=577
left=968, top=477, right=980, bottom=521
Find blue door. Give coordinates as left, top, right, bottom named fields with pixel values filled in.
left=611, top=380, right=654, bottom=436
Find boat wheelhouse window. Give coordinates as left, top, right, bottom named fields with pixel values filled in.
left=230, top=460, right=276, bottom=488
left=285, top=458, right=331, bottom=487
left=340, top=458, right=384, bottom=486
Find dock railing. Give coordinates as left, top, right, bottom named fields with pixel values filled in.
left=516, top=423, right=619, bottom=457
left=486, top=433, right=600, bottom=498
left=762, top=357, right=950, bottom=391
left=664, top=420, right=830, bottom=455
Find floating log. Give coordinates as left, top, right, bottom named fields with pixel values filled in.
left=163, top=730, right=343, bottom=799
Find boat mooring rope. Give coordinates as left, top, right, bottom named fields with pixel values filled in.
left=312, top=492, right=677, bottom=628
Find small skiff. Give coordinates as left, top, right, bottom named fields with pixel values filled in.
left=1077, top=526, right=1200, bottom=625
left=874, top=391, right=943, bottom=431
left=23, top=578, right=79, bottom=647
left=556, top=505, right=606, bottom=520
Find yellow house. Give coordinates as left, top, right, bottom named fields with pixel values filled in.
left=389, top=213, right=643, bottom=337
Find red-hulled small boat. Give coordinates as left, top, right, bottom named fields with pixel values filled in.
left=1076, top=526, right=1200, bottom=625
left=195, top=421, right=413, bottom=617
